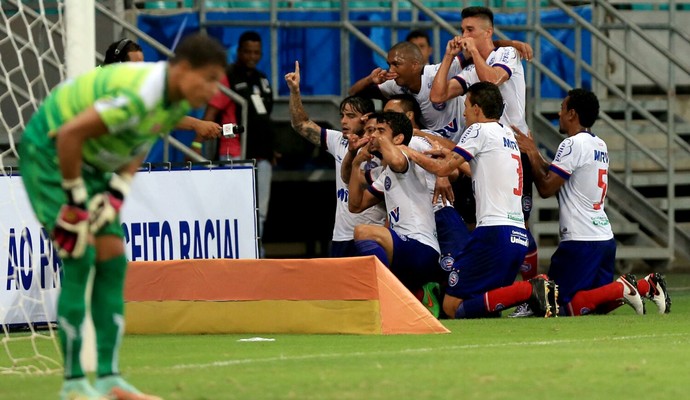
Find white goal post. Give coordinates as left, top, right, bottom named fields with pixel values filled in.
left=0, top=0, right=95, bottom=375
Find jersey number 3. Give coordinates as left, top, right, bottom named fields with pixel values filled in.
left=511, top=154, right=523, bottom=196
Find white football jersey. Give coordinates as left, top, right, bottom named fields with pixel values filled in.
left=454, top=122, right=525, bottom=228
left=409, top=135, right=453, bottom=211
left=379, top=59, right=465, bottom=142
left=455, top=47, right=528, bottom=133
left=549, top=131, right=613, bottom=241
left=370, top=143, right=440, bottom=254
left=322, top=128, right=387, bottom=241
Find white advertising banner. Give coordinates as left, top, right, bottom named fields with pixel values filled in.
left=0, top=165, right=257, bottom=325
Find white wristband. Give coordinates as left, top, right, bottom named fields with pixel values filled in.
left=62, top=177, right=88, bottom=205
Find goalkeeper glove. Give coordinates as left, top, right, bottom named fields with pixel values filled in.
left=53, top=177, right=90, bottom=259
left=88, top=172, right=132, bottom=233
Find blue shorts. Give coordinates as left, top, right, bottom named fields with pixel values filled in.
left=330, top=240, right=357, bottom=257
left=548, top=239, right=616, bottom=304
left=446, top=226, right=529, bottom=299
left=389, top=228, right=441, bottom=290
left=435, top=206, right=470, bottom=270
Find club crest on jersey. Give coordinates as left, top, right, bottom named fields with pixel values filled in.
left=554, top=138, right=573, bottom=162
left=448, top=271, right=459, bottom=287
left=522, top=195, right=533, bottom=213
left=364, top=160, right=378, bottom=171
left=440, top=255, right=454, bottom=271
left=384, top=176, right=392, bottom=191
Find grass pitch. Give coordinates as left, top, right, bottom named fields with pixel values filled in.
left=2, top=274, right=689, bottom=400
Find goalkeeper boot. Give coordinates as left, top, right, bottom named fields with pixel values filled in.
left=95, top=375, right=162, bottom=400
left=421, top=282, right=441, bottom=318
left=644, top=273, right=671, bottom=314
left=617, top=274, right=645, bottom=315
left=60, top=377, right=108, bottom=400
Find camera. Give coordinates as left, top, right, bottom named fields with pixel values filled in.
left=222, top=123, right=245, bottom=138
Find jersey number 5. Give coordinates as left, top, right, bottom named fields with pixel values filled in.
left=594, top=168, right=608, bottom=210
left=511, top=154, right=523, bottom=196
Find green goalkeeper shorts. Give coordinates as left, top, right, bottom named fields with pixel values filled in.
left=18, top=141, right=125, bottom=239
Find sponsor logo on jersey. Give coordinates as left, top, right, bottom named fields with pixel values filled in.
left=510, top=230, right=529, bottom=246
left=389, top=206, right=400, bottom=224
left=337, top=187, right=348, bottom=202
left=384, top=176, right=392, bottom=191
left=591, top=216, right=610, bottom=226
left=433, top=119, right=460, bottom=138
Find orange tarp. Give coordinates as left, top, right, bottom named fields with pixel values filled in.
left=124, top=256, right=449, bottom=335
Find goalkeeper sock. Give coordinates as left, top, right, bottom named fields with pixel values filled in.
left=57, top=245, right=96, bottom=379
left=91, top=253, right=128, bottom=377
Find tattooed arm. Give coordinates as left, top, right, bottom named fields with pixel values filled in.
left=284, top=61, right=322, bottom=146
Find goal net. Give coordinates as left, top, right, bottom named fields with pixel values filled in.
left=1, top=0, right=73, bottom=375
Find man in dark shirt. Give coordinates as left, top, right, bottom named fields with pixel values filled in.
left=202, top=31, right=275, bottom=257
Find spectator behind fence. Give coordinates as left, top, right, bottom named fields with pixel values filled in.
left=199, top=30, right=277, bottom=258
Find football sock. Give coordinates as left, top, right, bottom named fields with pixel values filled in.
left=57, top=246, right=96, bottom=379
left=92, top=254, right=128, bottom=377
left=519, top=230, right=538, bottom=280
left=484, top=281, right=532, bottom=312
left=568, top=282, right=623, bottom=316
left=519, top=250, right=538, bottom=281
left=456, top=281, right=532, bottom=318
left=354, top=240, right=389, bottom=267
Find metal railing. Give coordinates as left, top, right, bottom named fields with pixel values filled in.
left=50, top=0, right=690, bottom=266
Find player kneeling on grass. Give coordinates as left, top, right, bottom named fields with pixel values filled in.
left=347, top=112, right=447, bottom=310
left=513, top=88, right=671, bottom=317
left=18, top=33, right=227, bottom=400
left=403, top=82, right=558, bottom=319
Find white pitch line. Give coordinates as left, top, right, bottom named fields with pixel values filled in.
left=171, top=332, right=688, bottom=370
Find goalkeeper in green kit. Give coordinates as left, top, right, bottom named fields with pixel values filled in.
left=18, top=33, right=227, bottom=400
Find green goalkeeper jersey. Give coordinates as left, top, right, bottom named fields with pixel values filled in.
left=21, top=61, right=190, bottom=172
